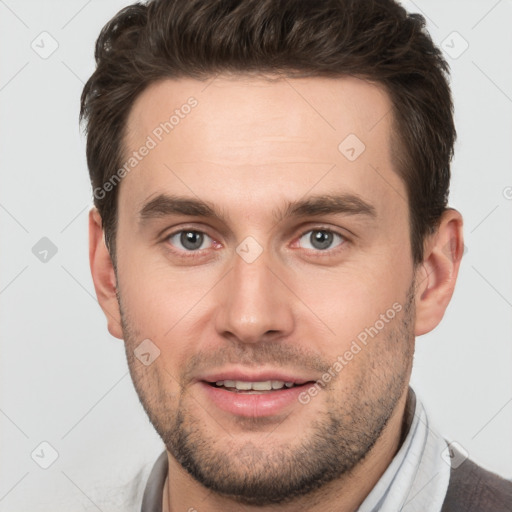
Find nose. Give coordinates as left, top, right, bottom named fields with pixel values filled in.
left=214, top=246, right=295, bottom=345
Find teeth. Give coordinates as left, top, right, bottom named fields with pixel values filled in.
left=214, top=380, right=296, bottom=391
left=251, top=381, right=272, bottom=391
left=235, top=381, right=253, bottom=390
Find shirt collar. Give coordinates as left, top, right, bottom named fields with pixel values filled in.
left=356, top=387, right=450, bottom=512
left=141, top=450, right=167, bottom=512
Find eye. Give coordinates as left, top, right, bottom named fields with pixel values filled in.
left=167, top=230, right=213, bottom=251
left=297, top=229, right=345, bottom=251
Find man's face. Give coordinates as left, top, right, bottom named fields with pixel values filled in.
left=115, top=75, right=416, bottom=504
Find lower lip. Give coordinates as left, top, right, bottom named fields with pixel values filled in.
left=199, top=381, right=311, bottom=418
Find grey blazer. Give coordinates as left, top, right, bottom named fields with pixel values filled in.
left=441, top=449, right=512, bottom=512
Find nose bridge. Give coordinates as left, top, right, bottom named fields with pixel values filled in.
left=215, top=241, right=294, bottom=343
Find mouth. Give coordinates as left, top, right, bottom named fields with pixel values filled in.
left=198, top=373, right=316, bottom=417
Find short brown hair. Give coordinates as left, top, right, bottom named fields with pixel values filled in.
left=81, top=0, right=455, bottom=266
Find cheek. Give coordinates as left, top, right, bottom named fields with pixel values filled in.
left=116, top=252, right=222, bottom=361
left=292, top=262, right=409, bottom=351
left=117, top=241, right=187, bottom=307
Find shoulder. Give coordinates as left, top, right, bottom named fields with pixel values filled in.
left=441, top=450, right=512, bottom=512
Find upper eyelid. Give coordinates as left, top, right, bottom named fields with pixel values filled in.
left=297, top=226, right=346, bottom=238
left=163, top=225, right=216, bottom=242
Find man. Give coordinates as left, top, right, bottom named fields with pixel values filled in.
left=81, top=0, right=512, bottom=510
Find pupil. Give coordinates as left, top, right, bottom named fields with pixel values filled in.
left=181, top=231, right=203, bottom=250
left=311, top=231, right=332, bottom=250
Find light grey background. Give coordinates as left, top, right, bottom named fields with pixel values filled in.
left=1, top=0, right=511, bottom=510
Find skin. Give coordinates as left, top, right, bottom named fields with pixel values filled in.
left=89, top=75, right=464, bottom=512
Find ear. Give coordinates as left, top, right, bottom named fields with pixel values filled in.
left=89, top=208, right=123, bottom=339
left=414, top=208, right=464, bottom=336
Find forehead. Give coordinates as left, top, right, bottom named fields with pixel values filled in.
left=120, top=74, right=406, bottom=224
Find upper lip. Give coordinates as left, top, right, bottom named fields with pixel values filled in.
left=198, top=368, right=315, bottom=385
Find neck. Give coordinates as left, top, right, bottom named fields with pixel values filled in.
left=163, top=387, right=414, bottom=512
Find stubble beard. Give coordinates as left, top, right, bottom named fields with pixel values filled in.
left=119, top=284, right=415, bottom=506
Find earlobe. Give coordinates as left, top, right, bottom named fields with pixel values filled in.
left=414, top=209, right=464, bottom=336
left=89, top=208, right=123, bottom=339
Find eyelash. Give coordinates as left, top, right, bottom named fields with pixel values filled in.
left=163, top=226, right=349, bottom=259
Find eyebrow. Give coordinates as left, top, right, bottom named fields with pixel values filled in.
left=138, top=192, right=377, bottom=225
